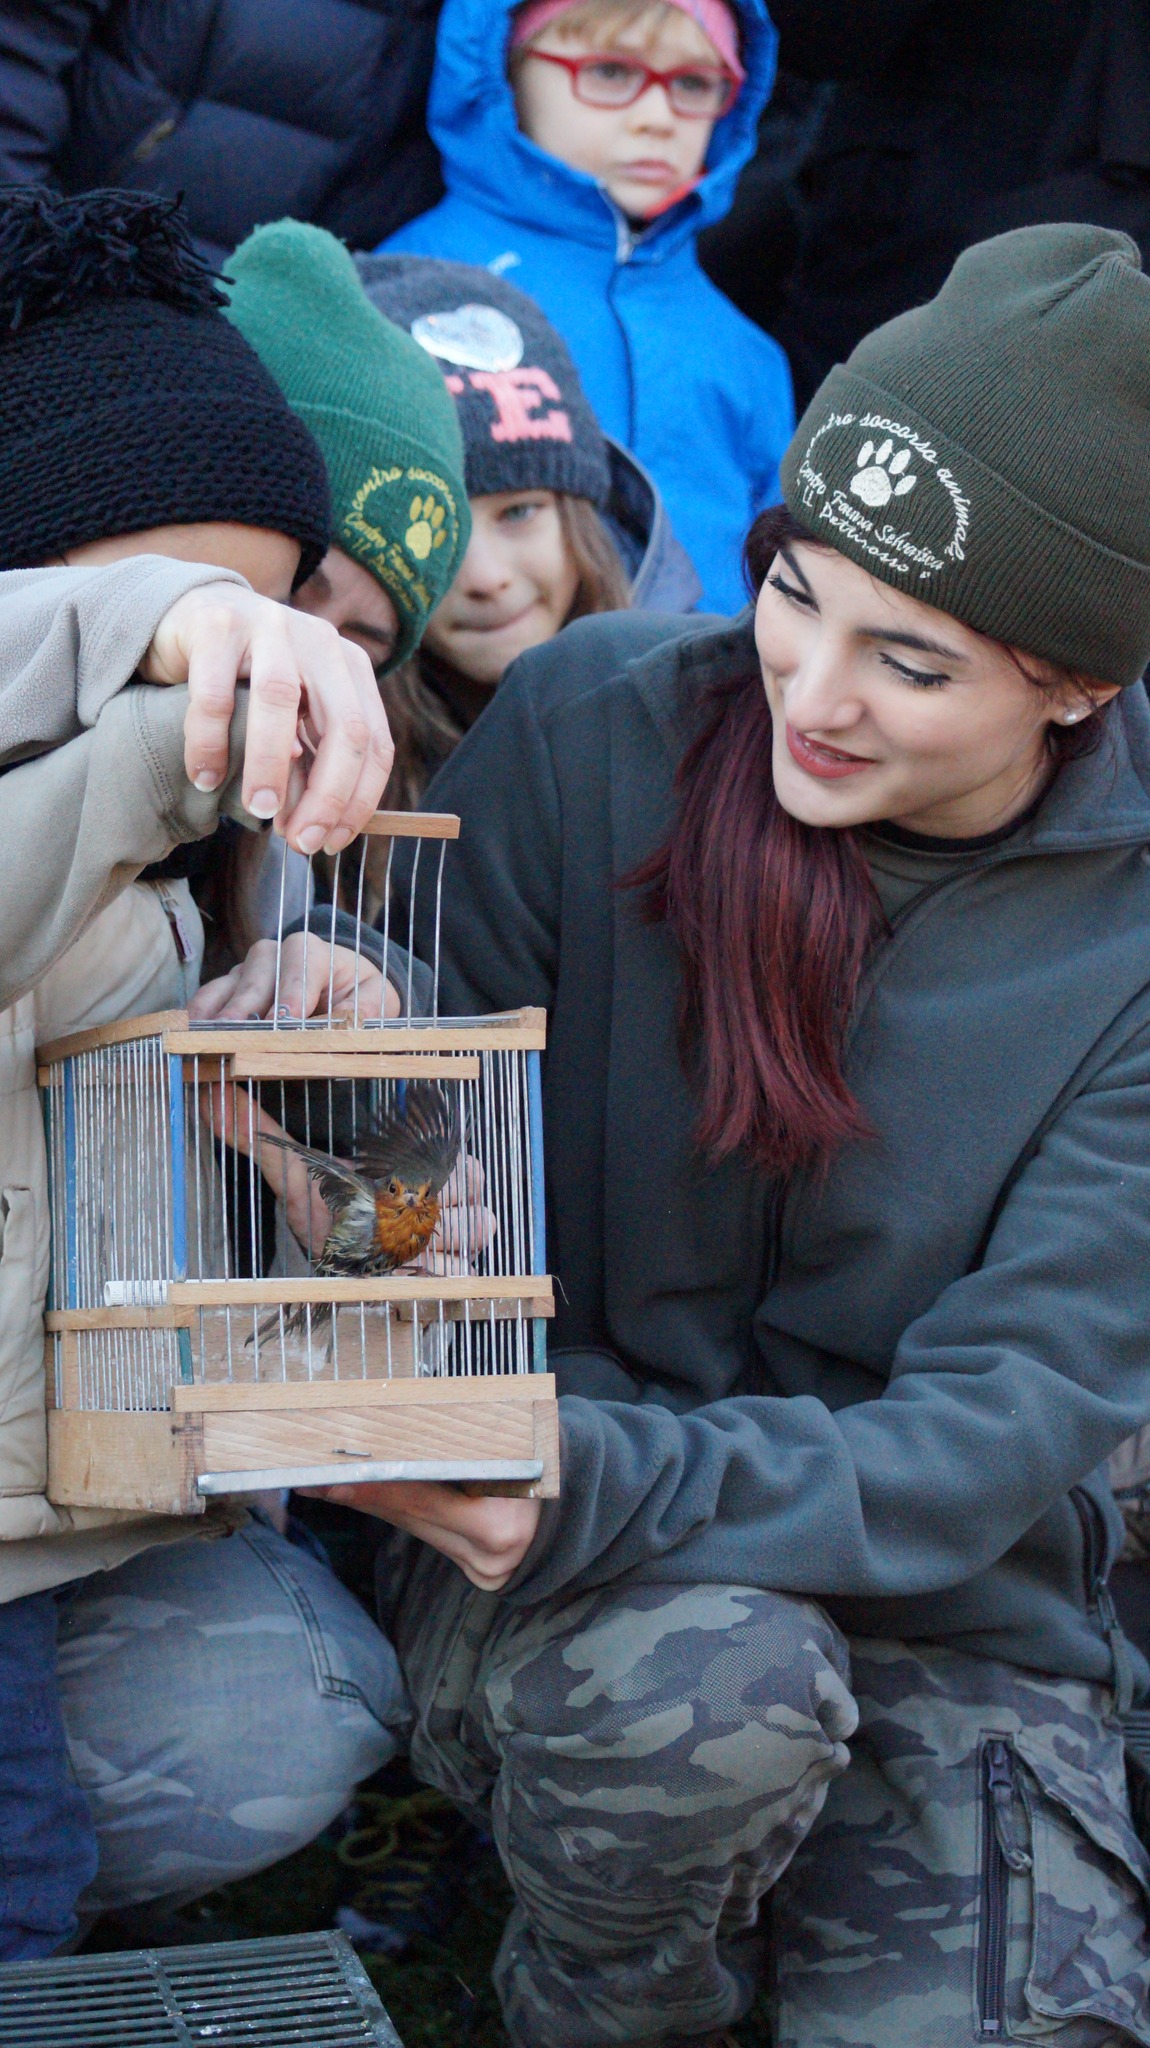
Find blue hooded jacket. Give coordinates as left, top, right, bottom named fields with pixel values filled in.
left=381, top=0, right=793, bottom=614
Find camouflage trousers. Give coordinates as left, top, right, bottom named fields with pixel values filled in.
left=50, top=1524, right=1150, bottom=2047
left=383, top=1541, right=1150, bottom=2048
left=55, top=1519, right=406, bottom=1910
left=384, top=1540, right=857, bottom=2046
left=775, top=1639, right=1150, bottom=2048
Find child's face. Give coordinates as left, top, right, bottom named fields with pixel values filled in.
left=421, top=491, right=580, bottom=685
left=513, top=7, right=728, bottom=221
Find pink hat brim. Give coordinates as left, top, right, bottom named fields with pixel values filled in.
left=509, top=0, right=745, bottom=85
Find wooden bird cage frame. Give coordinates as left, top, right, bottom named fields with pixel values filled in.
left=38, top=812, right=558, bottom=1514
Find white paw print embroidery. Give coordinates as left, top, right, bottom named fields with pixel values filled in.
left=850, top=438, right=917, bottom=509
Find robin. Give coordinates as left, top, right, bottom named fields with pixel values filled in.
left=253, top=1080, right=461, bottom=1343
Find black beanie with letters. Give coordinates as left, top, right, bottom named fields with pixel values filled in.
left=356, top=253, right=611, bottom=508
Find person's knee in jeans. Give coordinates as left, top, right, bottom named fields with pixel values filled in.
left=56, top=1519, right=410, bottom=1913
left=0, top=1587, right=97, bottom=1960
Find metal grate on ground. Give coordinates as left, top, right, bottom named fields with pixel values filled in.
left=0, top=1930, right=402, bottom=2046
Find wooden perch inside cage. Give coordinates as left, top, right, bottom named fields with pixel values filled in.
left=38, top=810, right=559, bottom=1512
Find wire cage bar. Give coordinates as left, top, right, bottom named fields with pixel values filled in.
left=37, top=812, right=558, bottom=1511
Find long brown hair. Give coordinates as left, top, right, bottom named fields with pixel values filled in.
left=381, top=491, right=630, bottom=814
left=632, top=503, right=1113, bottom=1181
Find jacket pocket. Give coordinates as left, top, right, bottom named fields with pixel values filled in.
left=978, top=1738, right=1032, bottom=2037
left=1008, top=1729, right=1150, bottom=2043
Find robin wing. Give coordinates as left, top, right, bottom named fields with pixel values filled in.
left=254, top=1131, right=369, bottom=1212
left=357, top=1082, right=461, bottom=1196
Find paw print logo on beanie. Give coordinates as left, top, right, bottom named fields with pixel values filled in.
left=345, top=463, right=463, bottom=632
left=851, top=438, right=917, bottom=508
left=790, top=412, right=970, bottom=582
left=405, top=493, right=448, bottom=561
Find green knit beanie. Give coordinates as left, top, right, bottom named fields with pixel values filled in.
left=224, top=219, right=469, bottom=668
left=781, top=224, right=1150, bottom=687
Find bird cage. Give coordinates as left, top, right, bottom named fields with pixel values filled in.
left=38, top=812, right=557, bottom=1515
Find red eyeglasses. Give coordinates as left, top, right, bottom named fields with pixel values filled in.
left=522, top=48, right=740, bottom=119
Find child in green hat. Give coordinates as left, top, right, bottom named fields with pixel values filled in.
left=223, top=218, right=470, bottom=675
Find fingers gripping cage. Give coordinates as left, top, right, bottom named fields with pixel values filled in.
left=38, top=813, right=557, bottom=1512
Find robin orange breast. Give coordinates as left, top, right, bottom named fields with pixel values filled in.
left=373, top=1182, right=444, bottom=1269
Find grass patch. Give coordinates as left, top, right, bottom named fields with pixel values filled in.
left=194, top=1823, right=774, bottom=2045
left=90, top=1816, right=772, bottom=2044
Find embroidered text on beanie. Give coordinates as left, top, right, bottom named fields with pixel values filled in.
left=0, top=189, right=329, bottom=583
left=781, top=224, right=1150, bottom=687
left=355, top=254, right=612, bottom=510
left=225, top=221, right=470, bottom=669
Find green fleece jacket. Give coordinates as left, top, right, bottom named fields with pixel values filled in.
left=399, top=609, right=1150, bottom=1689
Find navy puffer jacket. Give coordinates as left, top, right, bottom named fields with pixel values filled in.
left=0, top=0, right=444, bottom=259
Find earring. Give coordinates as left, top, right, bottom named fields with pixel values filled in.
left=1064, top=710, right=1082, bottom=724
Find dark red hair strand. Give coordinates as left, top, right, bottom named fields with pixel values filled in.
left=630, top=506, right=883, bottom=1180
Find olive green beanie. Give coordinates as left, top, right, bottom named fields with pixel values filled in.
left=781, top=224, right=1150, bottom=687
left=224, top=219, right=469, bottom=668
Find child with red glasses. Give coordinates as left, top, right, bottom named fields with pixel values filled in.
left=381, top=0, right=793, bottom=616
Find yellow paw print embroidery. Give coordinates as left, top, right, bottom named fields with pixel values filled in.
left=405, top=494, right=447, bottom=561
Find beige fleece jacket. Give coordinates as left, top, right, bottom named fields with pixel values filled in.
left=0, top=560, right=256, bottom=1597
left=0, top=560, right=254, bottom=1010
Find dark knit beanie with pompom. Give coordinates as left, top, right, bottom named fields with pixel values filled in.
left=0, top=187, right=330, bottom=582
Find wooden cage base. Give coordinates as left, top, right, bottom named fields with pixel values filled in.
left=47, top=1373, right=559, bottom=1514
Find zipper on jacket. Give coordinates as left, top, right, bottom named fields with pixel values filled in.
left=1071, top=1485, right=1138, bottom=1712
left=153, top=882, right=196, bottom=965
left=598, top=187, right=638, bottom=263
left=978, top=1738, right=1032, bottom=2037
left=612, top=207, right=636, bottom=263
left=601, top=207, right=638, bottom=444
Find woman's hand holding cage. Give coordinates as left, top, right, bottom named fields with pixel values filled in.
left=297, top=1477, right=542, bottom=1591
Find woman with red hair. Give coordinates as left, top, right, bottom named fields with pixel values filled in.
left=188, top=223, right=1150, bottom=2046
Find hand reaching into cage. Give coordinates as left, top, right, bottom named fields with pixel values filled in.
left=201, top=1081, right=330, bottom=1250
left=200, top=1082, right=496, bottom=1281
left=140, top=584, right=393, bottom=857
left=190, top=934, right=394, bottom=1025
